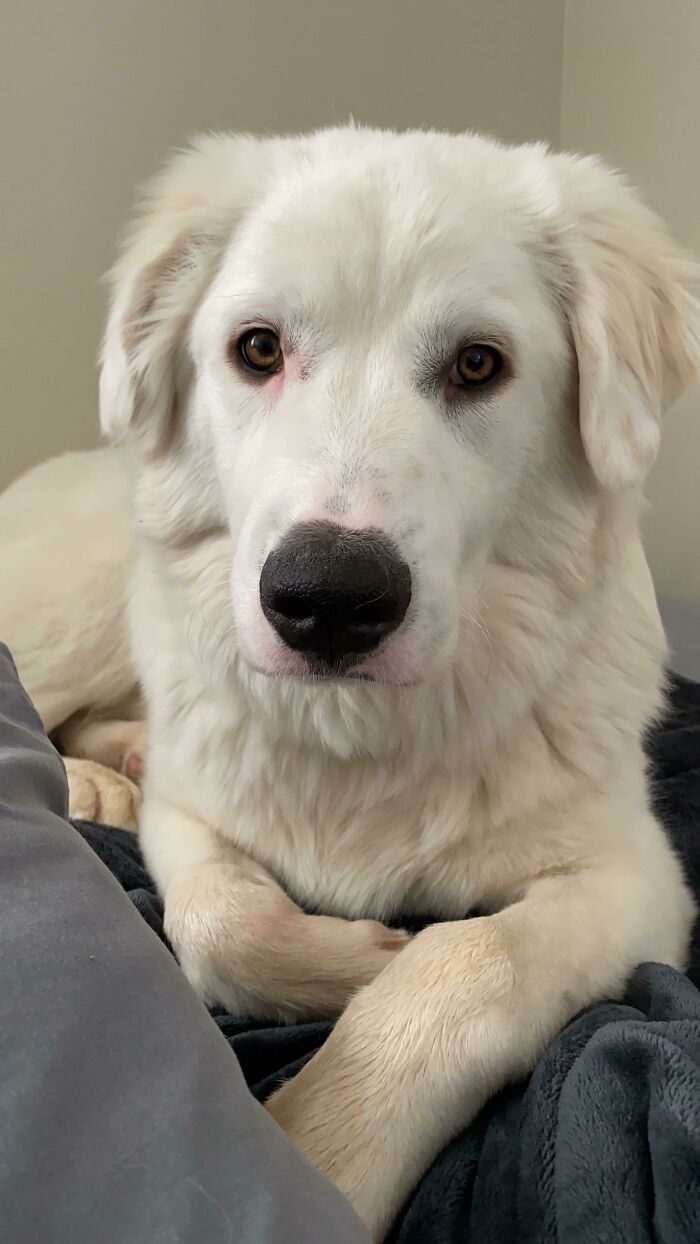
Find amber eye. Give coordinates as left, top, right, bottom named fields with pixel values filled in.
left=237, top=328, right=283, bottom=374
left=453, top=344, right=503, bottom=387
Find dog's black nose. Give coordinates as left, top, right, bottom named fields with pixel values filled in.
left=259, top=521, right=411, bottom=665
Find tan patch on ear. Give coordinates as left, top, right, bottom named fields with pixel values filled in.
left=156, top=520, right=228, bottom=554
left=139, top=380, right=184, bottom=461
left=125, top=285, right=188, bottom=455
left=123, top=236, right=196, bottom=357
left=120, top=231, right=216, bottom=455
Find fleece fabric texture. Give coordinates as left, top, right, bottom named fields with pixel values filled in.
left=75, top=674, right=700, bottom=1243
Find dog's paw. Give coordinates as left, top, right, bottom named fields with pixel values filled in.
left=335, top=917, right=411, bottom=983
left=164, top=861, right=412, bottom=1021
left=175, top=916, right=411, bottom=1022
left=64, top=757, right=142, bottom=832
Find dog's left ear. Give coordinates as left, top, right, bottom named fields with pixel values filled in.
left=549, top=153, right=700, bottom=488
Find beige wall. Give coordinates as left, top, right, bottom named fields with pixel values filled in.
left=561, top=0, right=700, bottom=606
left=1, top=0, right=562, bottom=488
left=3, top=1, right=698, bottom=604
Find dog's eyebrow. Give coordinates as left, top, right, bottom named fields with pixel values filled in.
left=414, top=319, right=515, bottom=369
left=215, top=302, right=319, bottom=347
left=283, top=313, right=317, bottom=351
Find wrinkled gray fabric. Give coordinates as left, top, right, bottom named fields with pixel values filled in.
left=0, top=643, right=370, bottom=1244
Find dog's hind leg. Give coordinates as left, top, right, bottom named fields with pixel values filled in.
left=58, top=715, right=147, bottom=781
left=57, top=716, right=147, bottom=832
left=63, top=756, right=142, bottom=832
left=0, top=448, right=138, bottom=734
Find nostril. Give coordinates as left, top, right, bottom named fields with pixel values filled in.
left=269, top=591, right=313, bottom=621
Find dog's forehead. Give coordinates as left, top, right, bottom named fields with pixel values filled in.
left=216, top=141, right=546, bottom=321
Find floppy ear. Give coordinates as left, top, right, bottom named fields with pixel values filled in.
left=549, top=154, right=700, bottom=488
left=99, top=133, right=274, bottom=451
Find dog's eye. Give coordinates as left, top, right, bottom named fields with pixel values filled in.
left=452, top=344, right=503, bottom=387
left=237, top=328, right=283, bottom=374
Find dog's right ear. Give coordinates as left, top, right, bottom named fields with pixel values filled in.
left=99, top=134, right=270, bottom=451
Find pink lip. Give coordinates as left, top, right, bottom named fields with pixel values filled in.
left=248, top=647, right=418, bottom=686
left=245, top=610, right=419, bottom=685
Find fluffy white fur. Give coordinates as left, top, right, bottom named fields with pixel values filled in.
left=3, top=125, right=700, bottom=1238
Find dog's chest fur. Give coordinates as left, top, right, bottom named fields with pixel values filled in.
left=147, top=661, right=612, bottom=923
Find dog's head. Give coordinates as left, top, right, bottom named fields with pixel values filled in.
left=101, top=128, right=700, bottom=702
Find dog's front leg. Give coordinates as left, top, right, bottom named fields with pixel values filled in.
left=267, top=816, right=693, bottom=1239
left=140, top=797, right=409, bottom=1020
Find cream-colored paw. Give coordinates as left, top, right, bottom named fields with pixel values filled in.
left=165, top=861, right=411, bottom=1021
left=326, top=917, right=411, bottom=991
left=64, top=757, right=142, bottom=832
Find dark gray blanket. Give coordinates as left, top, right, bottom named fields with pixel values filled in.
left=76, top=674, right=700, bottom=1243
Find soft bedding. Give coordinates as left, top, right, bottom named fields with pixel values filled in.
left=75, top=674, right=700, bottom=1243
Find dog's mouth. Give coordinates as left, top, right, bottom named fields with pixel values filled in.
left=248, top=653, right=381, bottom=683
left=244, top=647, right=423, bottom=687
left=299, top=664, right=377, bottom=682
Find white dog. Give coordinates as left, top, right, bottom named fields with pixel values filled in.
left=3, top=125, right=699, bottom=1238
